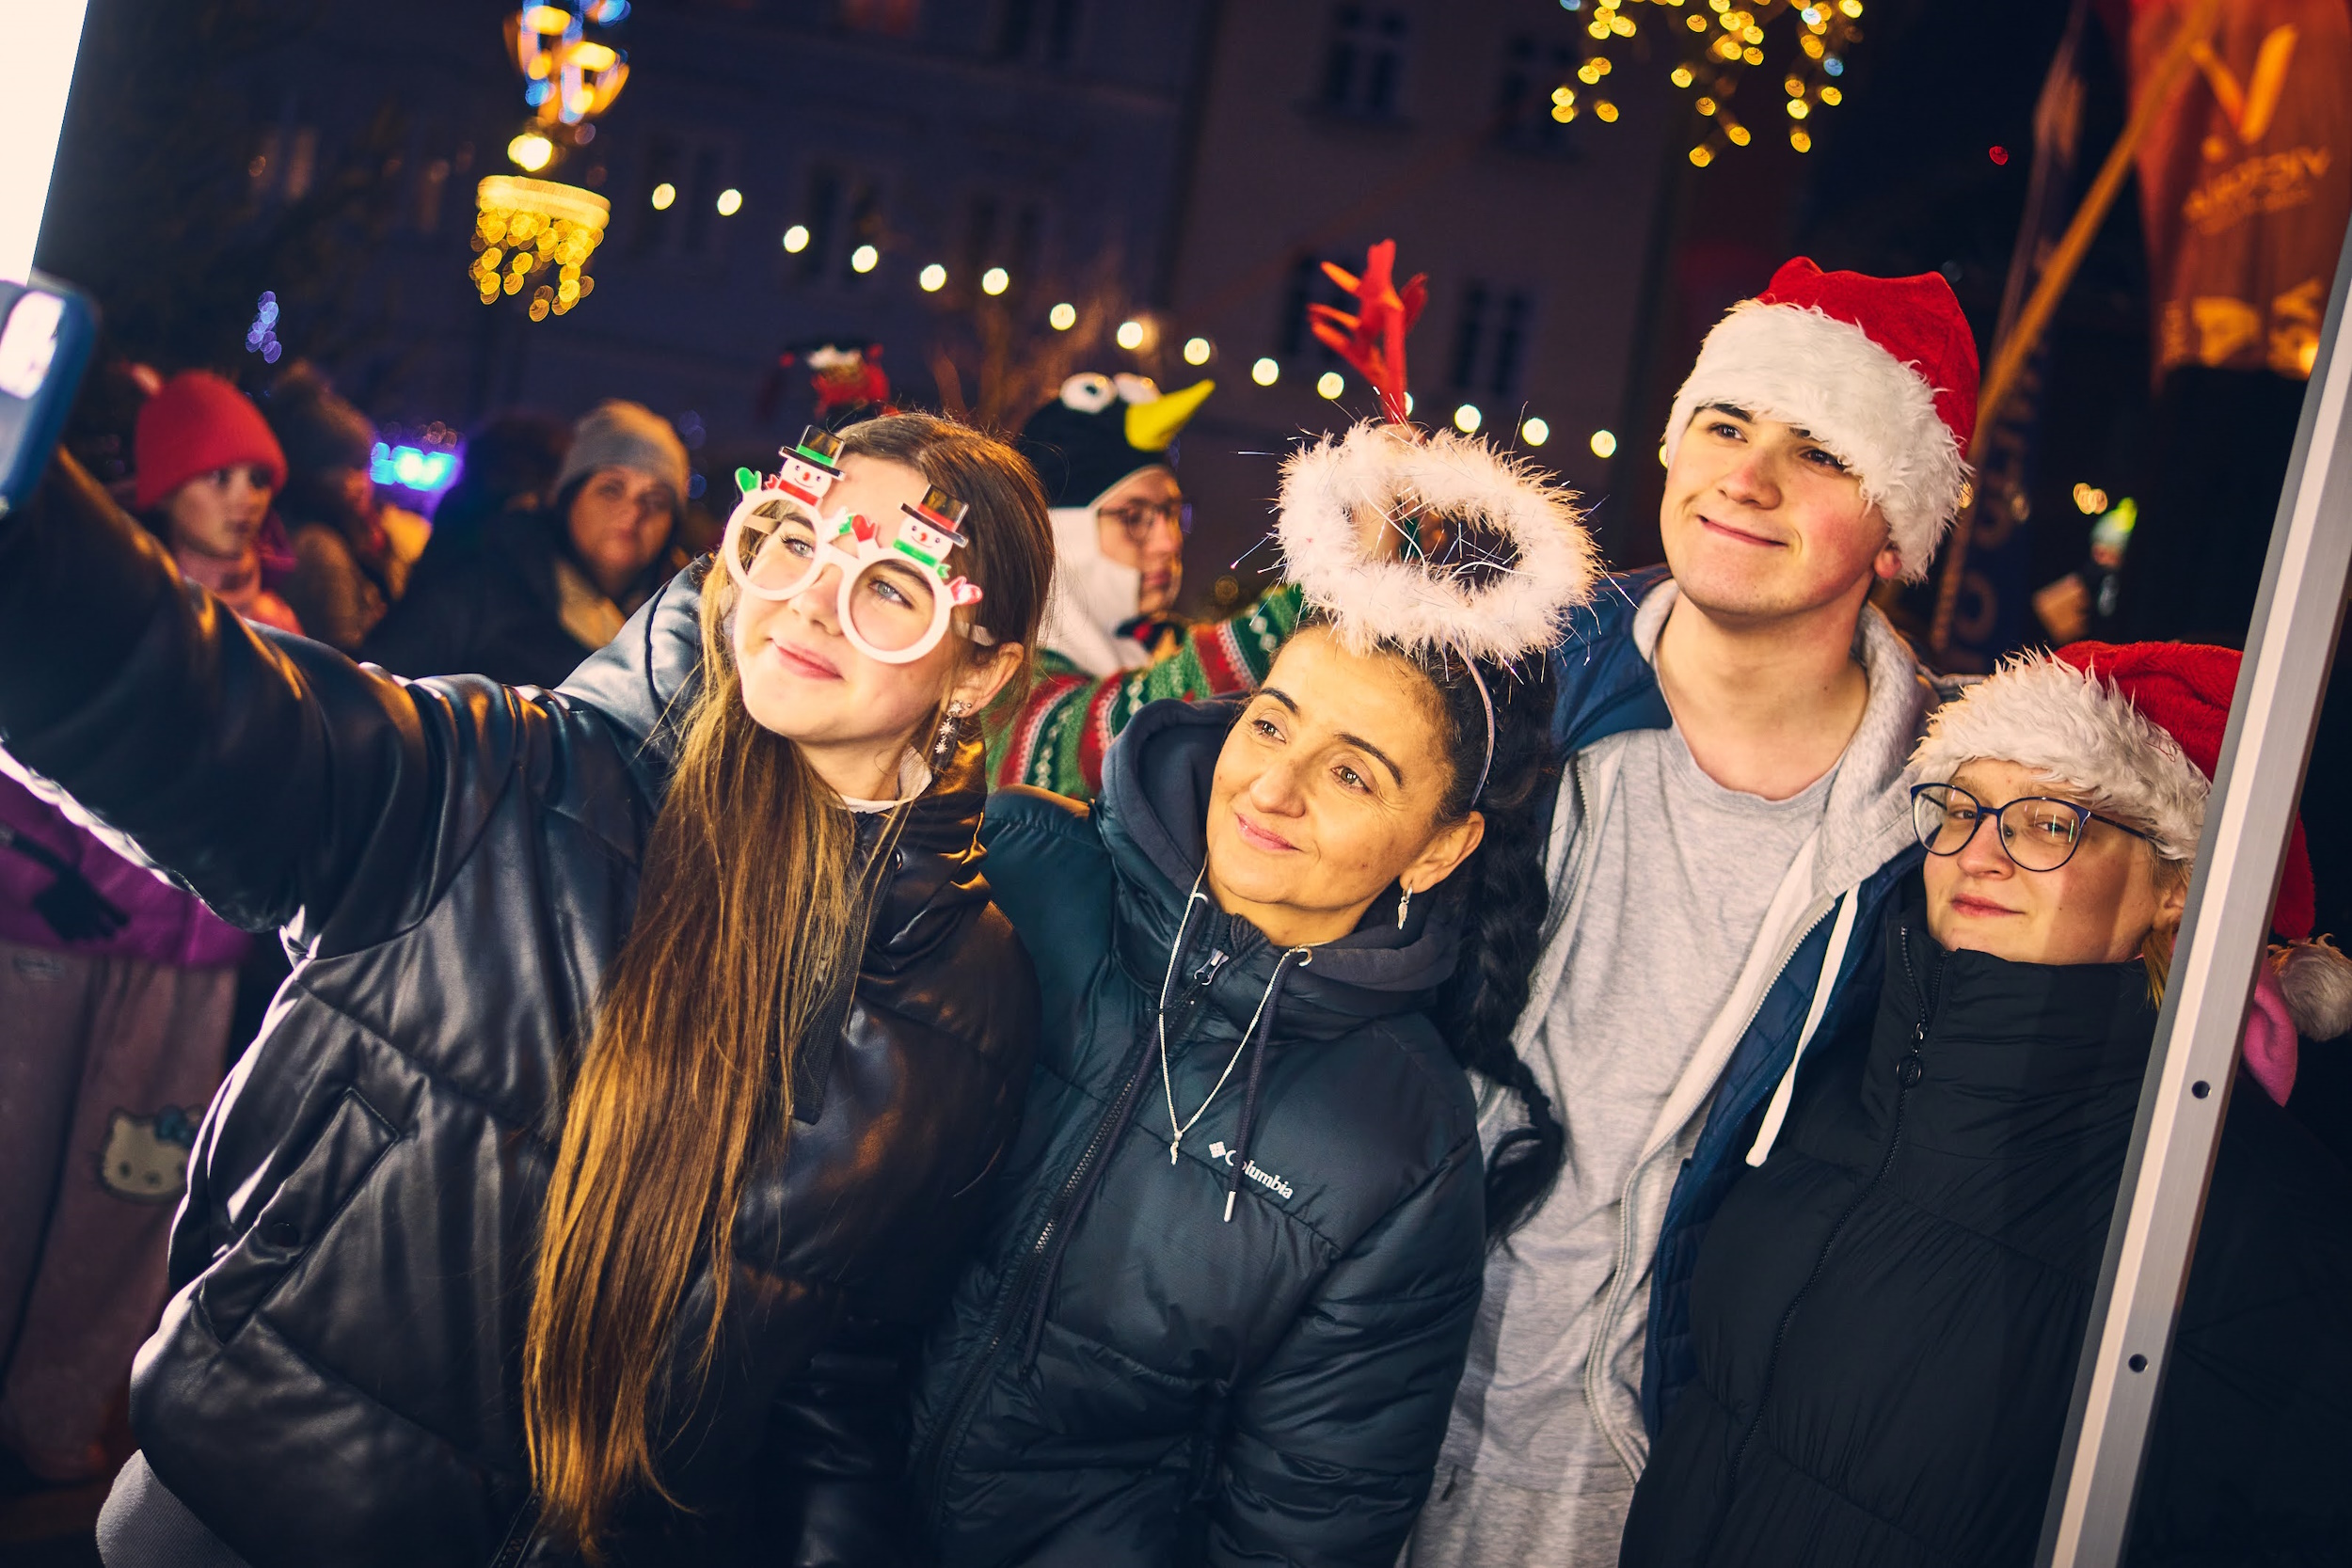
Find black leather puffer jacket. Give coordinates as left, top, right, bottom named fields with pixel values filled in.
left=0, top=468, right=1037, bottom=1567
left=909, top=698, right=1487, bottom=1568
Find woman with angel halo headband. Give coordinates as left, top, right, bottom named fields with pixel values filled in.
left=901, top=362, right=1604, bottom=1561
left=0, top=413, right=1056, bottom=1568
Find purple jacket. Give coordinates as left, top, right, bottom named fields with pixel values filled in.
left=0, top=770, right=248, bottom=969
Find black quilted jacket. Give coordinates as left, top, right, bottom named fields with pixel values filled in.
left=1621, top=884, right=2352, bottom=1568
left=0, top=467, right=1037, bottom=1567
left=908, top=698, right=1487, bottom=1568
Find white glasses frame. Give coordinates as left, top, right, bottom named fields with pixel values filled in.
left=721, top=484, right=991, bottom=665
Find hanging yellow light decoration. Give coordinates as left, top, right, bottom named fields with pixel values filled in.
left=1564, top=0, right=1864, bottom=165
left=469, top=2, right=631, bottom=321
left=505, top=4, right=631, bottom=125
left=472, top=176, right=610, bottom=322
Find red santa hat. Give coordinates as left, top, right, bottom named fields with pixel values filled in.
left=1912, top=640, right=2352, bottom=1041
left=1662, top=257, right=1979, bottom=583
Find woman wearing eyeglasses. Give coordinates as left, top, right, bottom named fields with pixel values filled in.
left=994, top=372, right=1309, bottom=799
left=1617, top=642, right=2352, bottom=1568
left=1, top=415, right=1057, bottom=1567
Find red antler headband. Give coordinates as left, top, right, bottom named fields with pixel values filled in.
left=1276, top=241, right=1598, bottom=800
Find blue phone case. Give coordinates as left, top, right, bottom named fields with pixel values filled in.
left=0, top=275, right=99, bottom=518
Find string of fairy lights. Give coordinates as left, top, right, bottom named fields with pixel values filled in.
left=1549, top=0, right=1864, bottom=164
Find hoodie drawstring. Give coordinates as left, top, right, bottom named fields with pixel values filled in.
left=1745, top=890, right=1860, bottom=1168
left=1223, top=947, right=1311, bottom=1223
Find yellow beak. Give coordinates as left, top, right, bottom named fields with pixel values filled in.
left=1124, top=379, right=1215, bottom=453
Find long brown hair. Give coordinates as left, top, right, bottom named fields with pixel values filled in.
left=522, top=413, right=1051, bottom=1555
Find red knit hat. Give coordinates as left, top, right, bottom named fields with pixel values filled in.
left=134, top=372, right=288, bottom=512
left=1663, top=257, right=1979, bottom=582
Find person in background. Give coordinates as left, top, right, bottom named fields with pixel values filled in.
left=0, top=370, right=324, bottom=1500
left=130, top=371, right=301, bottom=636
left=1410, top=260, right=1977, bottom=1568
left=996, top=372, right=1304, bottom=799
left=0, top=770, right=250, bottom=1494
left=408, top=408, right=571, bottom=578
left=266, top=362, right=424, bottom=653
left=363, top=399, right=689, bottom=687
left=1621, top=642, right=2352, bottom=1567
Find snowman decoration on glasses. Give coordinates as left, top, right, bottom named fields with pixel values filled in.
left=723, top=426, right=993, bottom=665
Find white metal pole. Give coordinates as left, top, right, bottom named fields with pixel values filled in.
left=2038, top=213, right=2352, bottom=1566
left=0, top=1, right=94, bottom=285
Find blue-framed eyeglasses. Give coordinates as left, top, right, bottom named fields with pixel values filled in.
left=1910, top=783, right=2154, bottom=873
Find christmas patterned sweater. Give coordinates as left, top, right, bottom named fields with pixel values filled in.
left=986, top=581, right=1304, bottom=800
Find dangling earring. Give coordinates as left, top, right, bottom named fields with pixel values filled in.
left=932, top=701, right=969, bottom=768
left=1396, top=882, right=1412, bottom=930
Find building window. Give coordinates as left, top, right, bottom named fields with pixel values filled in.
left=1449, top=281, right=1534, bottom=397
left=840, top=0, right=920, bottom=35
left=1495, top=36, right=1578, bottom=150
left=961, top=192, right=1045, bottom=296
left=994, top=0, right=1082, bottom=66
left=795, top=166, right=841, bottom=281
left=841, top=178, right=883, bottom=286
left=1318, top=7, right=1410, bottom=119
left=1279, top=253, right=1353, bottom=363
left=634, top=135, right=682, bottom=256
left=681, top=146, right=723, bottom=255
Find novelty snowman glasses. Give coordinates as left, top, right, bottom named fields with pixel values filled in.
left=723, top=429, right=990, bottom=665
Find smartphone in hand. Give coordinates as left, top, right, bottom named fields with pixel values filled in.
left=0, top=276, right=97, bottom=519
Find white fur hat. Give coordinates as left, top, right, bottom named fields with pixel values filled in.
left=1911, top=651, right=2210, bottom=863
left=1663, top=257, right=1979, bottom=583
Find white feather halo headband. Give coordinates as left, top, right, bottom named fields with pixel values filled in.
left=1275, top=421, right=1599, bottom=666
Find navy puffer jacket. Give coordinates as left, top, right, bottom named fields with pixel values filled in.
left=911, top=697, right=1486, bottom=1567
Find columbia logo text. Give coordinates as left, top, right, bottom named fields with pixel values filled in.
left=1207, top=1142, right=1295, bottom=1199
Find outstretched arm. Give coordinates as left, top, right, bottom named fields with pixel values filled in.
left=1207, top=1143, right=1485, bottom=1568
left=0, top=455, right=512, bottom=954
left=988, top=581, right=1303, bottom=799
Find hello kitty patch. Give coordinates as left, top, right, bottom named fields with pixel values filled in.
left=99, top=1105, right=197, bottom=1204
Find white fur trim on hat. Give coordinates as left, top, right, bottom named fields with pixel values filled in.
left=2279, top=938, right=2352, bottom=1040
left=1663, top=301, right=1969, bottom=583
left=1276, top=421, right=1599, bottom=665
left=1909, top=652, right=2210, bottom=862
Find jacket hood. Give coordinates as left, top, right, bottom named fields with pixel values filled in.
left=1551, top=565, right=1947, bottom=904
left=1095, top=696, right=1465, bottom=1045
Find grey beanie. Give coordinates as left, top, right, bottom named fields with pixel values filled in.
left=555, top=401, right=690, bottom=508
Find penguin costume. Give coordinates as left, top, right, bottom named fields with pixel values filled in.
left=1016, top=372, right=1214, bottom=677
left=990, top=372, right=1304, bottom=800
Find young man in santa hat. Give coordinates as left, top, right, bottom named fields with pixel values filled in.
left=997, top=372, right=1303, bottom=798
left=1411, top=259, right=1979, bottom=1566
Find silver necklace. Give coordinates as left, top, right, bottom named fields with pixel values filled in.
left=1155, top=866, right=1311, bottom=1166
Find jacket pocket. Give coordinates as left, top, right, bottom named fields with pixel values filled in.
left=197, top=1085, right=401, bottom=1338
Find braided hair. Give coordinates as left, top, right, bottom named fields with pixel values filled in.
left=1300, top=610, right=1567, bottom=1244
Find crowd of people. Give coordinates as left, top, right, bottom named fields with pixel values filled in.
left=0, top=255, right=2346, bottom=1568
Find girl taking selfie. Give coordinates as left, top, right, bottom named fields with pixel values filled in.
left=0, top=413, right=1052, bottom=1567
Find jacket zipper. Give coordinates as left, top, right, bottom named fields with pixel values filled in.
left=1694, top=922, right=1940, bottom=1562
left=911, top=947, right=1226, bottom=1514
